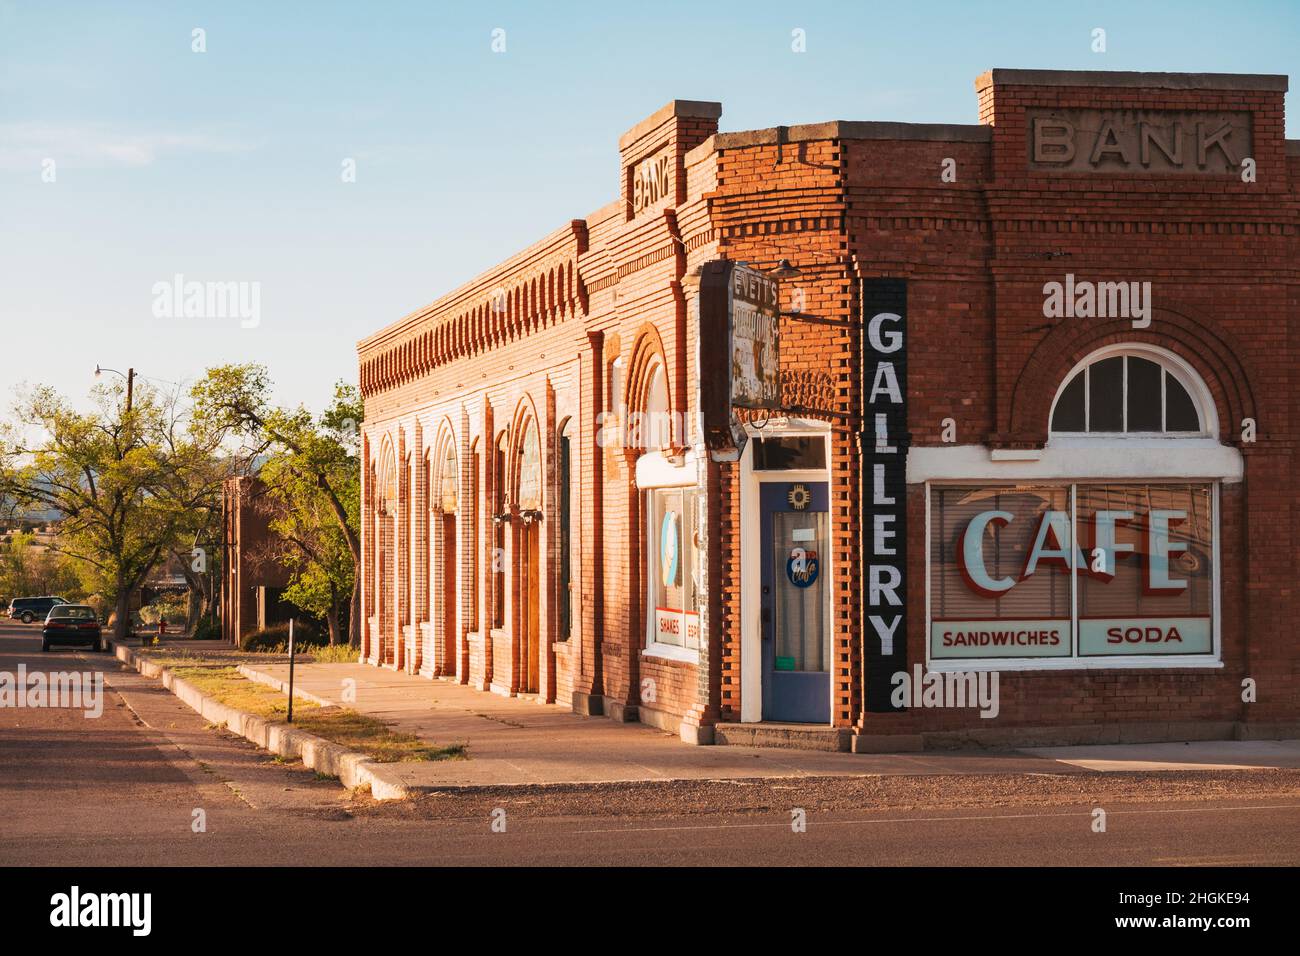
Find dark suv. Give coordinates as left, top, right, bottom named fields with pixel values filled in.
left=8, top=596, right=69, bottom=624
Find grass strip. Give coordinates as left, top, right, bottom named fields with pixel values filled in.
left=146, top=654, right=465, bottom=763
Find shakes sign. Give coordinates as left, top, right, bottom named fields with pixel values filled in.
left=699, top=260, right=781, bottom=456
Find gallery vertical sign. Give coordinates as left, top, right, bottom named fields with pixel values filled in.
left=860, top=280, right=908, bottom=712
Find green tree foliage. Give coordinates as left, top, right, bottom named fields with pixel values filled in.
left=257, top=386, right=360, bottom=645
left=0, top=531, right=84, bottom=602
left=193, top=367, right=362, bottom=646
left=0, top=380, right=235, bottom=640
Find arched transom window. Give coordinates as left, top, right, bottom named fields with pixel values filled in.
left=1050, top=346, right=1210, bottom=436
left=517, top=420, right=541, bottom=511
left=438, top=441, right=458, bottom=513
left=642, top=359, right=671, bottom=450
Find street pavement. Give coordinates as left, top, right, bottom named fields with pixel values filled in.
left=2, top=620, right=1299, bottom=866
left=238, top=659, right=1068, bottom=788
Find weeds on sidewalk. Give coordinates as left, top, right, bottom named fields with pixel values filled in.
left=148, top=655, right=464, bottom=763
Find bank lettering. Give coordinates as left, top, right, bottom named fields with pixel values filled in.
left=1028, top=109, right=1252, bottom=175
left=632, top=149, right=672, bottom=213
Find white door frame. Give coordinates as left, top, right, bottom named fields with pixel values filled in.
left=738, top=421, right=833, bottom=723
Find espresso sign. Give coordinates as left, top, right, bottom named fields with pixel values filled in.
left=699, top=260, right=781, bottom=455
left=1028, top=109, right=1252, bottom=174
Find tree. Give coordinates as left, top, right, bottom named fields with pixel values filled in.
left=0, top=531, right=84, bottom=601
left=192, top=367, right=363, bottom=646
left=0, top=380, right=233, bottom=641
left=256, top=446, right=358, bottom=644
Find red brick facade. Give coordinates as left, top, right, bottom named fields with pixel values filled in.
left=357, top=70, right=1300, bottom=749
left=220, top=476, right=290, bottom=646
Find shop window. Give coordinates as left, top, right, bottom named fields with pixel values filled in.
left=558, top=429, right=572, bottom=640
left=928, top=482, right=1216, bottom=667
left=492, top=431, right=507, bottom=629
left=752, top=435, right=827, bottom=470
left=1051, top=350, right=1205, bottom=435
left=469, top=440, right=480, bottom=631
left=646, top=487, right=701, bottom=655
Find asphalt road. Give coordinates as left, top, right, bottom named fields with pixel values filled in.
left=2, top=619, right=1299, bottom=867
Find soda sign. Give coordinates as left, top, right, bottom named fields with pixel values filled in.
left=1079, top=617, right=1212, bottom=656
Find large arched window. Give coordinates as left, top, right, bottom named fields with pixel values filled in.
left=641, top=359, right=671, bottom=450
left=438, top=440, right=458, bottom=514
left=1049, top=345, right=1212, bottom=436
left=517, top=419, right=541, bottom=511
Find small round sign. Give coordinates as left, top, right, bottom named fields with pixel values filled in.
left=786, top=547, right=820, bottom=588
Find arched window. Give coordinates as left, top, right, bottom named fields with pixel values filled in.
left=517, top=420, right=541, bottom=511
left=1049, top=346, right=1211, bottom=436
left=438, top=441, right=458, bottom=514
left=492, top=430, right=508, bottom=628
left=641, top=360, right=671, bottom=450
left=379, top=444, right=397, bottom=515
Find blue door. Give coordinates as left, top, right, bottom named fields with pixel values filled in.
left=760, top=482, right=831, bottom=723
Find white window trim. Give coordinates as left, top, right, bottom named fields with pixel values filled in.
left=635, top=449, right=698, bottom=488
left=909, top=440, right=1242, bottom=484
left=923, top=479, right=1222, bottom=673
left=643, top=641, right=700, bottom=664
left=644, top=486, right=701, bottom=661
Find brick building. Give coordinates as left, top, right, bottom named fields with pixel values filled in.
left=220, top=475, right=292, bottom=646
left=356, top=69, right=1299, bottom=750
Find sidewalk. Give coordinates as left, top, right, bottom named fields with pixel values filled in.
left=233, top=660, right=1300, bottom=791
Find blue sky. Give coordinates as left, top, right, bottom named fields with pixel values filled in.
left=2, top=0, right=1296, bottom=414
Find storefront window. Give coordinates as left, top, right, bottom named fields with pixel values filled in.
left=647, top=487, right=701, bottom=653
left=929, top=482, right=1216, bottom=666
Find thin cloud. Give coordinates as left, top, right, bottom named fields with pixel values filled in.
left=0, top=123, right=255, bottom=170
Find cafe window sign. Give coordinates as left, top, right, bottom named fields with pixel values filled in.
left=929, top=483, right=1216, bottom=666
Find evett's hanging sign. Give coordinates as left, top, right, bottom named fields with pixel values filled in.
left=699, top=260, right=781, bottom=457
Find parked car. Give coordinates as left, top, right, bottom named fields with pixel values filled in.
left=42, top=605, right=103, bottom=652
left=9, top=596, right=69, bottom=624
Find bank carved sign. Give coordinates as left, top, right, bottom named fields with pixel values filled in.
left=1028, top=109, right=1252, bottom=174
left=631, top=146, right=673, bottom=214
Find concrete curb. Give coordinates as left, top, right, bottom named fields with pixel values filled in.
left=109, top=642, right=412, bottom=801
